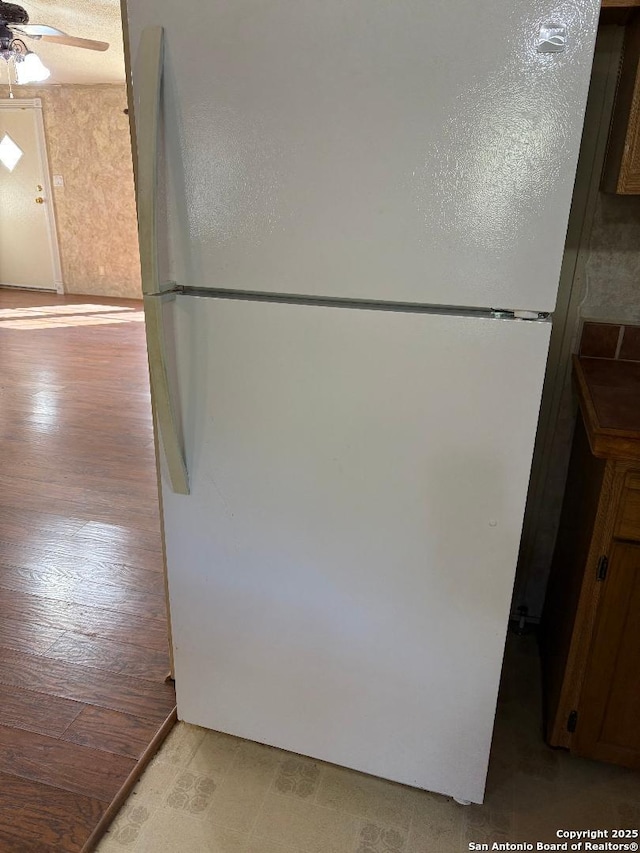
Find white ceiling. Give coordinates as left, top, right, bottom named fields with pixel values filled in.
left=8, top=0, right=126, bottom=84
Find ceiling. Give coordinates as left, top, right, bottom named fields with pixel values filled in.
left=6, top=0, right=126, bottom=84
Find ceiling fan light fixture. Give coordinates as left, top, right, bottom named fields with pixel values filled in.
left=15, top=49, right=49, bottom=83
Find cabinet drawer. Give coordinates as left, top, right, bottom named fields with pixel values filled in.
left=616, top=474, right=640, bottom=541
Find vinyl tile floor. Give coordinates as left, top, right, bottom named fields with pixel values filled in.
left=96, top=634, right=640, bottom=852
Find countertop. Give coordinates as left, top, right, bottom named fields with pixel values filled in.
left=574, top=355, right=640, bottom=460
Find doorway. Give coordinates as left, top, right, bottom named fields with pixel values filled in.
left=0, top=16, right=175, bottom=848
left=0, top=98, right=62, bottom=291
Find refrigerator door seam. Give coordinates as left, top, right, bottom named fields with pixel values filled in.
left=175, top=286, right=551, bottom=322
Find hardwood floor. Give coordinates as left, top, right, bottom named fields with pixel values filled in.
left=0, top=289, right=176, bottom=852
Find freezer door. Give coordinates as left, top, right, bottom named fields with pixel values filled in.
left=126, top=0, right=599, bottom=312
left=161, top=297, right=550, bottom=803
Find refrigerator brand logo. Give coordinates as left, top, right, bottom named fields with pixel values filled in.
left=536, top=23, right=568, bottom=53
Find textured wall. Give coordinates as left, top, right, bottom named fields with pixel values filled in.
left=0, top=84, right=141, bottom=298
left=517, top=189, right=640, bottom=619
left=582, top=192, right=640, bottom=323
left=512, top=22, right=640, bottom=620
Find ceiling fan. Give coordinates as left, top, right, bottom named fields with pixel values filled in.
left=0, top=1, right=109, bottom=84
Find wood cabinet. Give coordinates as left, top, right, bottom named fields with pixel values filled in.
left=574, top=541, right=640, bottom=764
left=602, top=15, right=640, bottom=193
left=541, top=357, right=640, bottom=769
left=601, top=0, right=640, bottom=8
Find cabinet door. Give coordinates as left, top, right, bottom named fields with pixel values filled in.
left=602, top=16, right=640, bottom=194
left=574, top=542, right=640, bottom=768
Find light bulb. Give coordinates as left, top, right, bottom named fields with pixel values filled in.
left=16, top=51, right=50, bottom=84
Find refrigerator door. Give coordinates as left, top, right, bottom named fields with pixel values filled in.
left=161, top=296, right=550, bottom=803
left=125, top=0, right=599, bottom=312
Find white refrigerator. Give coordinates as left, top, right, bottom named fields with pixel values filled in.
left=124, top=0, right=599, bottom=804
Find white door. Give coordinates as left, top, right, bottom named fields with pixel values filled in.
left=126, top=0, right=600, bottom=311
left=0, top=100, right=62, bottom=291
left=161, top=295, right=550, bottom=803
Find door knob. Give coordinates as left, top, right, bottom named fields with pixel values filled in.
left=35, top=197, right=44, bottom=204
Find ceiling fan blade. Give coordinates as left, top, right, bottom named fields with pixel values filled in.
left=11, top=24, right=66, bottom=37
left=39, top=34, right=110, bottom=52
left=11, top=24, right=109, bottom=51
